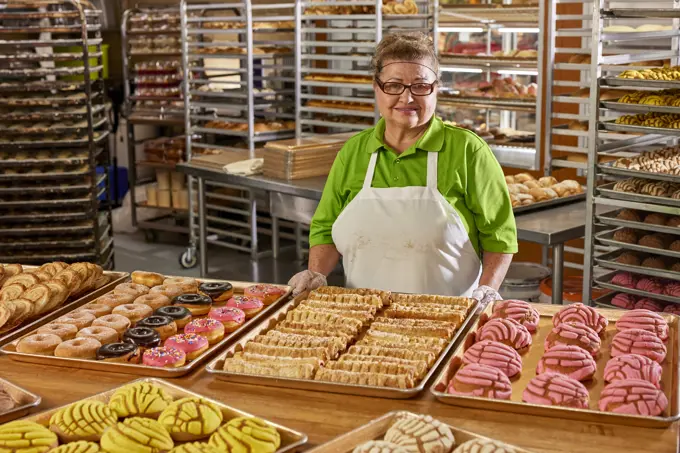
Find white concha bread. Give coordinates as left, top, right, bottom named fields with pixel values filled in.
left=353, top=440, right=410, bottom=453
left=453, top=438, right=517, bottom=453
left=384, top=413, right=455, bottom=453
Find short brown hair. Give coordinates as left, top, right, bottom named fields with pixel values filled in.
left=371, top=32, right=439, bottom=80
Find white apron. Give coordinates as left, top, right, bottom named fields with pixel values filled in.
left=331, top=151, right=482, bottom=297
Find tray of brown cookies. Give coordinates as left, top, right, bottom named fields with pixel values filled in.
left=597, top=208, right=680, bottom=237
left=0, top=377, right=41, bottom=424
left=599, top=179, right=680, bottom=209
left=430, top=301, right=679, bottom=428
left=307, top=411, right=532, bottom=453
left=0, top=262, right=127, bottom=347
left=1, top=271, right=291, bottom=377
left=0, top=378, right=307, bottom=453
left=206, top=286, right=479, bottom=398
left=595, top=228, right=680, bottom=260
left=595, top=248, right=680, bottom=282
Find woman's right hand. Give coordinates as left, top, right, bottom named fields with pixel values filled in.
left=287, top=270, right=327, bottom=296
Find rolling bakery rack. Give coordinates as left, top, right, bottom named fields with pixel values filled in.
left=179, top=0, right=297, bottom=267
left=581, top=1, right=680, bottom=307
left=0, top=0, right=114, bottom=268
left=122, top=6, right=190, bottom=243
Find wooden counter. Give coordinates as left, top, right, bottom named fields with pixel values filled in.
left=1, top=356, right=677, bottom=453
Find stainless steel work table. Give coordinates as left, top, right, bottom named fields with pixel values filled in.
left=177, top=163, right=588, bottom=304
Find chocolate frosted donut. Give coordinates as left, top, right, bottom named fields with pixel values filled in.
left=599, top=379, right=668, bottom=416
left=123, top=327, right=161, bottom=349
left=476, top=318, right=532, bottom=352
left=199, top=282, right=233, bottom=303
left=611, top=328, right=667, bottom=363
left=462, top=340, right=522, bottom=378
left=491, top=300, right=539, bottom=333
left=604, top=354, right=663, bottom=388
left=154, top=306, right=192, bottom=329
left=615, top=309, right=669, bottom=341
left=552, top=303, right=608, bottom=334
left=536, top=344, right=597, bottom=382
left=172, top=293, right=212, bottom=316
left=96, top=342, right=141, bottom=363
left=522, top=373, right=589, bottom=409
left=136, top=315, right=177, bottom=341
left=545, top=322, right=601, bottom=357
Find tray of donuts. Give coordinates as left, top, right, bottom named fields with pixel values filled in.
left=0, top=262, right=128, bottom=347
left=0, top=378, right=308, bottom=453
left=0, top=271, right=292, bottom=377
left=307, top=411, right=532, bottom=453
left=430, top=301, right=679, bottom=428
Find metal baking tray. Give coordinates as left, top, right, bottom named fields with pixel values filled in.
left=0, top=166, right=90, bottom=181
left=0, top=196, right=92, bottom=209
left=438, top=95, right=537, bottom=111
left=14, top=377, right=307, bottom=453
left=0, top=80, right=86, bottom=92
left=592, top=292, right=622, bottom=311
left=0, top=117, right=107, bottom=136
left=0, top=10, right=82, bottom=19
left=598, top=163, right=680, bottom=184
left=0, top=104, right=105, bottom=121
left=0, top=377, right=41, bottom=424
left=595, top=248, right=680, bottom=281
left=0, top=236, right=96, bottom=251
left=601, top=120, right=680, bottom=137
left=0, top=154, right=91, bottom=168
left=0, top=129, right=109, bottom=149
left=0, top=92, right=98, bottom=107
left=430, top=303, right=680, bottom=428
left=307, top=410, right=532, bottom=453
left=0, top=24, right=101, bottom=34
left=603, top=77, right=680, bottom=90
left=0, top=52, right=96, bottom=63
left=601, top=101, right=680, bottom=116
left=598, top=181, right=680, bottom=209
left=0, top=241, right=115, bottom=265
left=596, top=209, right=680, bottom=236
left=0, top=221, right=94, bottom=237
left=2, top=210, right=93, bottom=224
left=594, top=270, right=680, bottom=305
left=0, top=37, right=103, bottom=48
left=0, top=174, right=103, bottom=195
left=0, top=267, right=127, bottom=347
left=206, top=295, right=479, bottom=399
left=512, top=191, right=586, bottom=214
left=595, top=229, right=680, bottom=260
left=2, top=279, right=292, bottom=378
left=0, top=65, right=103, bottom=78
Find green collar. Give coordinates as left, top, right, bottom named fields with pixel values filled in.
left=367, top=116, right=445, bottom=156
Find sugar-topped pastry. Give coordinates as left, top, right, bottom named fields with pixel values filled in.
left=522, top=373, right=589, bottom=409
left=615, top=309, right=669, bottom=341
left=462, top=340, right=522, bottom=378
left=384, top=413, right=455, bottom=453
left=491, top=300, right=539, bottom=333
left=599, top=379, right=668, bottom=416
left=476, top=318, right=532, bottom=352
left=552, top=303, right=608, bottom=334
left=604, top=354, right=663, bottom=388
left=447, top=364, right=512, bottom=400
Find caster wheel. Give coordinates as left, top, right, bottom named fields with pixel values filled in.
left=143, top=229, right=158, bottom=243
left=180, top=249, right=198, bottom=269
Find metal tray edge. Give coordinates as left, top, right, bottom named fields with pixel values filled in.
left=0, top=377, right=41, bottom=424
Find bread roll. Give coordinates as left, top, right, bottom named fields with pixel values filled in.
left=538, top=176, right=558, bottom=187
left=505, top=175, right=515, bottom=185
left=524, top=180, right=541, bottom=190
left=514, top=173, right=535, bottom=183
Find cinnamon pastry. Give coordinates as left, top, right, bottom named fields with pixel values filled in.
left=347, top=345, right=436, bottom=365
left=243, top=342, right=330, bottom=360
left=232, top=351, right=323, bottom=369
left=297, top=299, right=378, bottom=314
left=276, top=321, right=359, bottom=338
left=371, top=318, right=457, bottom=339
left=362, top=331, right=447, bottom=350
left=264, top=330, right=345, bottom=352
left=384, top=305, right=466, bottom=325
left=339, top=354, right=427, bottom=378
left=392, top=294, right=475, bottom=308
left=222, top=358, right=315, bottom=379
left=326, top=360, right=418, bottom=378
left=285, top=309, right=364, bottom=330
left=307, top=292, right=383, bottom=308
left=312, top=286, right=391, bottom=305
left=314, top=368, right=414, bottom=389
left=252, top=334, right=342, bottom=358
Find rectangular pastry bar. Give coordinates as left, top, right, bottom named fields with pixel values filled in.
left=285, top=309, right=364, bottom=330
left=337, top=354, right=428, bottom=379
left=298, top=299, right=379, bottom=314
left=307, top=292, right=384, bottom=308
left=276, top=320, right=360, bottom=337
left=312, top=286, right=392, bottom=305
left=223, top=358, right=316, bottom=379
left=347, top=345, right=436, bottom=367
left=314, top=367, right=414, bottom=390
left=369, top=320, right=456, bottom=339
left=384, top=305, right=467, bottom=325
left=361, top=331, right=447, bottom=352
left=259, top=331, right=345, bottom=357
left=231, top=351, right=323, bottom=369
left=294, top=306, right=374, bottom=325
left=244, top=342, right=331, bottom=361
left=392, top=293, right=475, bottom=309
left=326, top=360, right=418, bottom=379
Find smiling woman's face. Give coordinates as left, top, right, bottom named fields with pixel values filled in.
left=374, top=58, right=438, bottom=131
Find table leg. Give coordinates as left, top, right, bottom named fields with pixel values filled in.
left=552, top=243, right=564, bottom=305
left=249, top=192, right=258, bottom=260
left=272, top=216, right=280, bottom=259
left=198, top=177, right=208, bottom=278
left=295, top=223, right=303, bottom=262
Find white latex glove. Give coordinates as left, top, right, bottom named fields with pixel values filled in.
left=471, top=285, right=502, bottom=313
left=288, top=270, right=327, bottom=296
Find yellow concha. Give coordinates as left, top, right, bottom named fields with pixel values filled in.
left=158, top=397, right=223, bottom=442
left=168, top=442, right=221, bottom=453
left=108, top=382, right=174, bottom=418
left=51, top=441, right=101, bottom=453
left=0, top=420, right=58, bottom=453
left=100, top=417, right=173, bottom=453
left=209, top=417, right=281, bottom=453
left=49, top=400, right=118, bottom=442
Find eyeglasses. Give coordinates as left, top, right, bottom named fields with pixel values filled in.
left=374, top=78, right=437, bottom=96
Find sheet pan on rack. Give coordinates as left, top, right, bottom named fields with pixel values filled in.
left=594, top=248, right=680, bottom=281
left=596, top=208, right=680, bottom=236
left=598, top=162, right=680, bottom=184
left=594, top=270, right=680, bottom=305
left=513, top=191, right=586, bottom=214
left=598, top=181, right=680, bottom=209
left=595, top=229, right=680, bottom=260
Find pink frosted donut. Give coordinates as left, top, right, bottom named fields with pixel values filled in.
left=544, top=322, right=601, bottom=357
left=604, top=354, right=663, bottom=388
left=611, top=272, right=638, bottom=289
left=536, top=344, right=597, bottom=382
left=598, top=379, right=668, bottom=416
left=446, top=363, right=512, bottom=400
left=611, top=293, right=637, bottom=310
left=615, top=309, right=669, bottom=341
left=164, top=333, right=209, bottom=361
left=142, top=346, right=186, bottom=368
left=663, top=304, right=680, bottom=315
left=476, top=318, right=532, bottom=352
left=491, top=300, right=540, bottom=333
left=522, top=372, right=589, bottom=409
left=552, top=303, right=608, bottom=334
left=664, top=283, right=680, bottom=297
left=462, top=340, right=522, bottom=378
left=611, top=328, right=667, bottom=363
left=636, top=278, right=664, bottom=294
left=184, top=318, right=225, bottom=344
left=208, top=306, right=246, bottom=333
left=226, top=296, right=264, bottom=318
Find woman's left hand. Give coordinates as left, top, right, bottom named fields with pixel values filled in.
left=471, top=285, right=502, bottom=311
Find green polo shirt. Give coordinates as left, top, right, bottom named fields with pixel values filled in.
left=309, top=116, right=518, bottom=256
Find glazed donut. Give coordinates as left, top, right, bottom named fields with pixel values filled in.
left=131, top=271, right=165, bottom=287
left=172, top=293, right=212, bottom=316
left=96, top=342, right=141, bottom=364
left=113, top=283, right=150, bottom=298
left=133, top=294, right=170, bottom=311
left=75, top=303, right=112, bottom=318
left=77, top=326, right=119, bottom=345
left=154, top=306, right=192, bottom=329
left=199, top=282, right=234, bottom=304
left=244, top=284, right=285, bottom=306
left=112, top=304, right=153, bottom=325
left=54, top=311, right=96, bottom=330
left=16, top=333, right=62, bottom=355
left=136, top=315, right=177, bottom=341
left=95, top=293, right=135, bottom=309
left=163, top=277, right=198, bottom=293
left=149, top=285, right=185, bottom=300
left=92, top=314, right=132, bottom=336
left=37, top=323, right=78, bottom=341
left=123, top=327, right=162, bottom=350
left=54, top=337, right=102, bottom=359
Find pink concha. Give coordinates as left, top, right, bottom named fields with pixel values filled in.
left=665, top=283, right=680, bottom=297
left=611, top=272, right=638, bottom=289
left=477, top=318, right=532, bottom=351
left=598, top=379, right=668, bottom=416
left=615, top=309, right=669, bottom=342
left=611, top=293, right=637, bottom=310
left=636, top=278, right=664, bottom=295
left=536, top=344, right=597, bottom=382
left=604, top=354, right=663, bottom=388
left=491, top=300, right=540, bottom=333
left=544, top=322, right=602, bottom=357
left=446, top=363, right=512, bottom=400
left=462, top=340, right=522, bottom=378
left=552, top=303, right=608, bottom=334
left=663, top=304, right=680, bottom=315
left=634, top=298, right=665, bottom=312
left=522, top=372, right=589, bottom=409
left=611, top=328, right=667, bottom=364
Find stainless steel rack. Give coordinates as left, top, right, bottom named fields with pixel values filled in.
left=180, top=0, right=297, bottom=267
left=0, top=0, right=114, bottom=268
left=582, top=1, right=680, bottom=306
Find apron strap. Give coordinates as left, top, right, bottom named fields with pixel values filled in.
left=363, top=152, right=379, bottom=188
left=427, top=151, right=438, bottom=189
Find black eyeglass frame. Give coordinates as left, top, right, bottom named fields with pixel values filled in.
left=374, top=77, right=438, bottom=96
